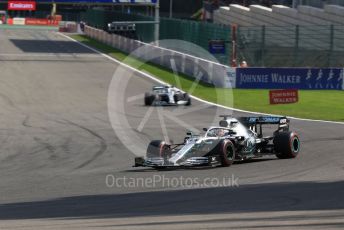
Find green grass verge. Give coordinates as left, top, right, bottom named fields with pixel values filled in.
left=70, top=34, right=344, bottom=122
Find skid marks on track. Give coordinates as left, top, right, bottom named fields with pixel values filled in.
left=59, top=119, right=108, bottom=169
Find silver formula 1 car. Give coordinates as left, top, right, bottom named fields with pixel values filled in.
left=144, top=86, right=191, bottom=106
left=134, top=115, right=300, bottom=169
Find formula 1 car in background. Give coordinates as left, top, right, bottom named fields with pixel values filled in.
left=144, top=86, right=191, bottom=106
left=134, top=116, right=300, bottom=169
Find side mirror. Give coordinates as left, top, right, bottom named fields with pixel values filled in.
left=203, top=128, right=208, bottom=132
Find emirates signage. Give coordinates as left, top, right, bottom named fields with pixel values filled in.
left=8, top=1, right=36, bottom=11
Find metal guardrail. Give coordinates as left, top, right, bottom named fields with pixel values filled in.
left=83, top=25, right=236, bottom=88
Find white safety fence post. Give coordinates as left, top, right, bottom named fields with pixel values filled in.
left=208, top=62, right=213, bottom=83
left=96, top=29, right=100, bottom=41
left=101, top=31, right=106, bottom=43
left=181, top=54, right=185, bottom=73
left=111, top=34, right=116, bottom=49
left=118, top=35, right=121, bottom=50
left=193, top=58, right=199, bottom=79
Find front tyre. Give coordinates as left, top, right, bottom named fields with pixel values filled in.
left=146, top=140, right=169, bottom=158
left=174, top=93, right=183, bottom=104
left=144, top=92, right=155, bottom=106
left=184, top=93, right=191, bottom=106
left=219, top=140, right=235, bottom=167
left=274, top=131, right=300, bottom=159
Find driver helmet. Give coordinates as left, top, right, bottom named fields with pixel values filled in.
left=216, top=129, right=226, bottom=137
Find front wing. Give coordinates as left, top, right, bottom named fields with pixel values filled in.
left=134, top=156, right=222, bottom=168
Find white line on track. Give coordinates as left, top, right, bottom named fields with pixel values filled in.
left=59, top=32, right=344, bottom=125
left=137, top=106, right=154, bottom=132
left=170, top=59, right=182, bottom=89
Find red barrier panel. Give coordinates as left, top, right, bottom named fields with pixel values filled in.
left=7, top=18, right=13, bottom=25
left=269, top=89, right=299, bottom=105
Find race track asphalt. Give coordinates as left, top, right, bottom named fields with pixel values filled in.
left=0, top=29, right=343, bottom=229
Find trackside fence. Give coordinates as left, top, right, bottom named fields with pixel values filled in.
left=84, top=25, right=236, bottom=88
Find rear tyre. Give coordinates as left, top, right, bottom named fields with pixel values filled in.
left=219, top=140, right=235, bottom=167
left=184, top=93, right=191, bottom=106
left=144, top=92, right=155, bottom=106
left=274, top=131, right=300, bottom=159
left=146, top=140, right=169, bottom=158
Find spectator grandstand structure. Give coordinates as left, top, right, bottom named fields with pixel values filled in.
left=214, top=4, right=344, bottom=26
left=213, top=3, right=344, bottom=67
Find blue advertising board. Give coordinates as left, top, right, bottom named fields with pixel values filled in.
left=236, top=68, right=344, bottom=90
left=209, top=40, right=226, bottom=54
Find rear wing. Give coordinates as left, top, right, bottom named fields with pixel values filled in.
left=239, top=116, right=290, bottom=134
left=240, top=116, right=289, bottom=125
